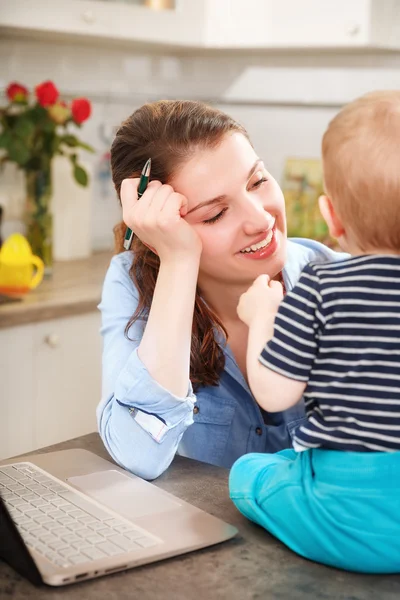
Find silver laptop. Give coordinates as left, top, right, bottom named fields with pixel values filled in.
left=0, top=448, right=237, bottom=586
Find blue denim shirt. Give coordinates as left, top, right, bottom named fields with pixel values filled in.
left=97, top=238, right=346, bottom=480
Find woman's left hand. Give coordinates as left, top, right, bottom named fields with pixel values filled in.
left=237, top=274, right=284, bottom=327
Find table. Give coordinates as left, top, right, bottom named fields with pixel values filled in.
left=1, top=433, right=399, bottom=599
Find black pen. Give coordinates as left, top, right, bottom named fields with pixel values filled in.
left=123, top=158, right=152, bottom=250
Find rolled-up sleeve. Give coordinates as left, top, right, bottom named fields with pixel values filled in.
left=97, top=253, right=196, bottom=480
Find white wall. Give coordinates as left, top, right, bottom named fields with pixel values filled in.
left=1, top=36, right=399, bottom=249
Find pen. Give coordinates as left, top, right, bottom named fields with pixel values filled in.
left=123, top=158, right=152, bottom=250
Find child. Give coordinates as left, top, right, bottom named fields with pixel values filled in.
left=229, top=90, right=400, bottom=573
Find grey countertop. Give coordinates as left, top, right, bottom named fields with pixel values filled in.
left=1, top=433, right=399, bottom=599
left=0, top=251, right=112, bottom=329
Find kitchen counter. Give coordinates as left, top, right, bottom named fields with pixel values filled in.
left=0, top=251, right=112, bottom=329
left=1, top=433, right=400, bottom=599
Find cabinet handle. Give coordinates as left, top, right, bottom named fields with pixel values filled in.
left=44, top=334, right=60, bottom=348
left=81, top=9, right=96, bottom=24
left=346, top=22, right=360, bottom=36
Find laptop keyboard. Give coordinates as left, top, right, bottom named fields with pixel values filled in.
left=0, top=462, right=161, bottom=569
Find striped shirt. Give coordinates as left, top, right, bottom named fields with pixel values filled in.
left=260, top=255, right=400, bottom=453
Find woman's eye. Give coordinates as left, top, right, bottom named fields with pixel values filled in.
left=202, top=207, right=228, bottom=225
left=251, top=177, right=268, bottom=190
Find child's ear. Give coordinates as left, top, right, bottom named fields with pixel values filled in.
left=318, top=195, right=345, bottom=240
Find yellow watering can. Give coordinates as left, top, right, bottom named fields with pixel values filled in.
left=0, top=233, right=44, bottom=296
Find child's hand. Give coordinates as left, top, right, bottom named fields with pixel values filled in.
left=237, top=274, right=284, bottom=327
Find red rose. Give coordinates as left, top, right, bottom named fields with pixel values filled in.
left=71, top=98, right=92, bottom=124
left=35, top=80, right=59, bottom=107
left=6, top=82, right=29, bottom=102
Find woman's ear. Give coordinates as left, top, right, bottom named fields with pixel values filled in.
left=318, top=195, right=345, bottom=240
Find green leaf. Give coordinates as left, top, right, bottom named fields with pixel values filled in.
left=42, top=120, right=56, bottom=134
left=77, top=141, right=95, bottom=153
left=73, top=164, right=89, bottom=186
left=60, top=135, right=94, bottom=154
left=61, top=134, right=79, bottom=147
left=0, top=131, right=12, bottom=149
left=29, top=104, right=48, bottom=124
left=7, top=139, right=31, bottom=166
left=14, top=117, right=35, bottom=141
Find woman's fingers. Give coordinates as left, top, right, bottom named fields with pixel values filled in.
left=121, top=178, right=188, bottom=225
left=160, top=192, right=188, bottom=222
left=120, top=178, right=140, bottom=216
left=120, top=178, right=200, bottom=257
left=134, top=180, right=163, bottom=221
left=120, top=178, right=162, bottom=226
left=143, top=184, right=175, bottom=222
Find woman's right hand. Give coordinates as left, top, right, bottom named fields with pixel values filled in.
left=121, top=178, right=202, bottom=261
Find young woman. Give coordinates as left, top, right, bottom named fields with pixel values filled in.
left=97, top=100, right=345, bottom=480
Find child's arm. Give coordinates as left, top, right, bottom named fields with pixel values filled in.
left=246, top=310, right=306, bottom=412
left=237, top=273, right=314, bottom=413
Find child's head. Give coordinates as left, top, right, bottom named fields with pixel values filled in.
left=321, top=90, right=400, bottom=253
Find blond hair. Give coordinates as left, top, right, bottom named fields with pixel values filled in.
left=322, top=90, right=400, bottom=251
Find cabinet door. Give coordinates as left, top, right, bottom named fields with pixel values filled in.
left=0, top=0, right=205, bottom=47
left=0, top=324, right=35, bottom=460
left=204, top=0, right=372, bottom=49
left=33, top=312, right=102, bottom=449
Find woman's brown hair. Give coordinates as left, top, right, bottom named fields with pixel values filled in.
left=111, top=100, right=249, bottom=389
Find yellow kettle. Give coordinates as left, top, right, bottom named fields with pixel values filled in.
left=0, top=233, right=44, bottom=296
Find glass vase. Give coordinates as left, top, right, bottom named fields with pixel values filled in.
left=25, top=166, right=53, bottom=277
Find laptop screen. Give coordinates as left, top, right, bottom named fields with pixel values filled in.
left=0, top=492, right=43, bottom=586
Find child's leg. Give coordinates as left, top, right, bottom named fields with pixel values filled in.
left=229, top=449, right=400, bottom=573
left=275, top=448, right=297, bottom=460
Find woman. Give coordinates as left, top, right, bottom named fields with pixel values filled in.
left=98, top=100, right=345, bottom=480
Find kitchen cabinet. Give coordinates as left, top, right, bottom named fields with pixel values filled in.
left=0, top=0, right=205, bottom=49
left=0, top=311, right=102, bottom=460
left=0, top=0, right=399, bottom=51
left=203, top=0, right=400, bottom=50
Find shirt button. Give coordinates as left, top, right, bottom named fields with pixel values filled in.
left=255, top=427, right=263, bottom=436
left=193, top=406, right=199, bottom=414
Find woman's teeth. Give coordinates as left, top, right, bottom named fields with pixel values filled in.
left=240, top=229, right=274, bottom=253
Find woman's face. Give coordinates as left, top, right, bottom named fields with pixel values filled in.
left=170, top=132, right=287, bottom=288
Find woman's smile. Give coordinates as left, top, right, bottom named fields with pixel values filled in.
left=237, top=224, right=278, bottom=261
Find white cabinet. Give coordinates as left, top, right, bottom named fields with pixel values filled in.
left=203, top=0, right=400, bottom=50
left=0, top=312, right=102, bottom=460
left=0, top=0, right=205, bottom=48
left=0, top=0, right=399, bottom=50
left=0, top=324, right=36, bottom=459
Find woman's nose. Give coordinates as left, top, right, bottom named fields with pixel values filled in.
left=241, top=198, right=274, bottom=235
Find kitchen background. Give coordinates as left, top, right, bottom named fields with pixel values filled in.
left=1, top=0, right=400, bottom=459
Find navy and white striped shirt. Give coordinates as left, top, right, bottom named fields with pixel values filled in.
left=260, top=255, right=400, bottom=453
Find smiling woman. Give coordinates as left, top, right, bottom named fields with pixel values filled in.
left=97, top=100, right=345, bottom=480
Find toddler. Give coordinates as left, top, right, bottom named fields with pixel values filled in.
left=230, top=91, right=400, bottom=573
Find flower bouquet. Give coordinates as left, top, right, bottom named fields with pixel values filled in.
left=0, top=80, right=94, bottom=272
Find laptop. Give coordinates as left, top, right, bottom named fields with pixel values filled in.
left=0, top=448, right=238, bottom=586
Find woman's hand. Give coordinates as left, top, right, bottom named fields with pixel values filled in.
left=121, top=178, right=202, bottom=261
left=237, top=274, right=283, bottom=328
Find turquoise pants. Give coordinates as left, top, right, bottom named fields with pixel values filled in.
left=229, top=448, right=400, bottom=573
